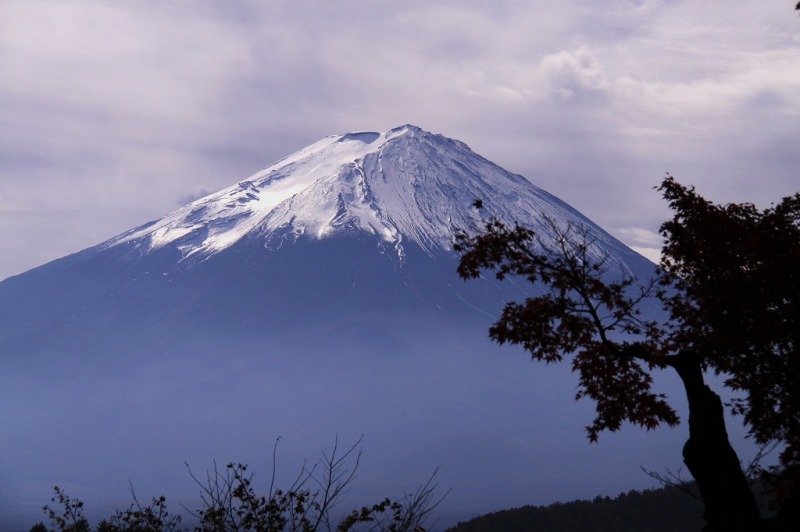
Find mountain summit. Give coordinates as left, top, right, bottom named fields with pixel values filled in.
left=103, top=124, right=637, bottom=271
left=0, top=126, right=669, bottom=529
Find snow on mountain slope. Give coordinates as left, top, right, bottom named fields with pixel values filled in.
left=105, top=125, right=638, bottom=271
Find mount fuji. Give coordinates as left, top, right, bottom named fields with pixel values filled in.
left=0, top=125, right=680, bottom=529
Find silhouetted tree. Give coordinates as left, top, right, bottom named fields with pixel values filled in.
left=447, top=484, right=707, bottom=532
left=185, top=436, right=444, bottom=531
left=40, top=437, right=445, bottom=531
left=455, top=176, right=800, bottom=531
left=43, top=486, right=90, bottom=532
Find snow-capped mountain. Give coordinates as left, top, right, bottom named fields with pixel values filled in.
left=0, top=126, right=672, bottom=530
left=102, top=124, right=638, bottom=271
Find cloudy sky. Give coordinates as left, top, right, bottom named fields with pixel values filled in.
left=1, top=0, right=799, bottom=280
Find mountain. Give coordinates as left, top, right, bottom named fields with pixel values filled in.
left=98, top=125, right=635, bottom=266
left=0, top=125, right=681, bottom=529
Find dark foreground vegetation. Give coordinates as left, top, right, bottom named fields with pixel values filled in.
left=30, top=438, right=445, bottom=532
left=447, top=480, right=783, bottom=532
left=446, top=484, right=707, bottom=532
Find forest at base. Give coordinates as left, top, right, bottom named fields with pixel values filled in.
left=445, top=482, right=775, bottom=532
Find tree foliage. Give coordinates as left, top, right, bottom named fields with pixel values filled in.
left=447, top=484, right=708, bottom=532
left=44, top=486, right=91, bottom=532
left=455, top=175, right=800, bottom=530
left=456, top=215, right=673, bottom=442
left=41, top=438, right=444, bottom=532
left=657, top=177, right=800, bottom=473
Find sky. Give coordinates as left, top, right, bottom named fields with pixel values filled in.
left=1, top=0, right=799, bottom=280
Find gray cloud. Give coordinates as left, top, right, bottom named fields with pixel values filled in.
left=175, top=187, right=215, bottom=206
left=1, top=0, right=799, bottom=280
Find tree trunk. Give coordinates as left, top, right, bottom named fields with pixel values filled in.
left=671, top=351, right=762, bottom=531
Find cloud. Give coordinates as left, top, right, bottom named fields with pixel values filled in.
left=614, top=226, right=663, bottom=247
left=613, top=227, right=664, bottom=264
left=0, top=0, right=798, bottom=280
left=541, top=46, right=611, bottom=100
left=630, top=246, right=662, bottom=264
left=176, top=187, right=215, bottom=206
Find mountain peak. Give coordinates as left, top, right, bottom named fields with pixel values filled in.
left=102, top=126, right=631, bottom=271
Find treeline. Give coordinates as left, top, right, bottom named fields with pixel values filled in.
left=28, top=438, right=445, bottom=532
left=446, top=485, right=707, bottom=532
